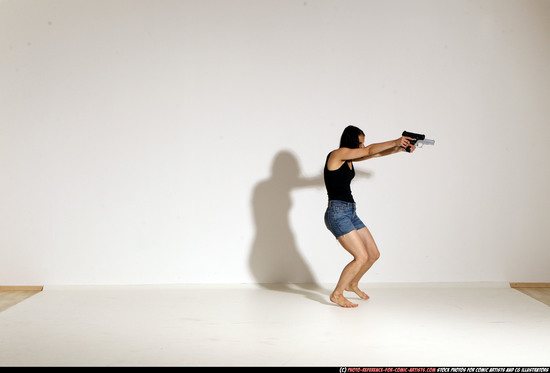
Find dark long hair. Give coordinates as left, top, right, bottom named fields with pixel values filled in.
left=339, top=125, right=364, bottom=148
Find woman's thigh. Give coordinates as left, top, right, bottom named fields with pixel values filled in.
left=357, top=227, right=380, bottom=259
left=337, top=229, right=369, bottom=261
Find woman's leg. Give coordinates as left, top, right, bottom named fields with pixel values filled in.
left=346, top=227, right=380, bottom=299
left=331, top=230, right=369, bottom=308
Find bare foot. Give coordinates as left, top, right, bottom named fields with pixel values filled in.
left=330, top=292, right=358, bottom=308
left=345, top=285, right=370, bottom=300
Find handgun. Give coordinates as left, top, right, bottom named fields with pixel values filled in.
left=402, top=131, right=435, bottom=152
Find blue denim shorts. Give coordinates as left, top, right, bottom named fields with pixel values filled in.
left=324, top=200, right=367, bottom=239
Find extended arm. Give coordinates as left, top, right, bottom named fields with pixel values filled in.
left=332, top=137, right=414, bottom=163
left=355, top=139, right=413, bottom=161
left=355, top=146, right=399, bottom=160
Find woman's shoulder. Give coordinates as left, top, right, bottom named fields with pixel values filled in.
left=326, top=149, right=348, bottom=171
left=328, top=147, right=350, bottom=158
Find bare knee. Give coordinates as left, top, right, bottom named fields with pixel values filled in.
left=355, top=254, right=369, bottom=267
left=368, top=251, right=380, bottom=263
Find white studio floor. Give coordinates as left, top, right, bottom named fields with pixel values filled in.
left=1, top=283, right=550, bottom=367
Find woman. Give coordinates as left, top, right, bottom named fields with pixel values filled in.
left=324, top=125, right=415, bottom=308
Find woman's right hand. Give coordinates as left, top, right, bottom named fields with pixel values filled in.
left=397, top=136, right=415, bottom=152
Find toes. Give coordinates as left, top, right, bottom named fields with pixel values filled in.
left=346, top=287, right=370, bottom=300
left=330, top=294, right=358, bottom=308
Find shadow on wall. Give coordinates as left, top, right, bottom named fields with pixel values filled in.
left=248, top=150, right=330, bottom=304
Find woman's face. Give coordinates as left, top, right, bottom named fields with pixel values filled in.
left=358, top=134, right=365, bottom=148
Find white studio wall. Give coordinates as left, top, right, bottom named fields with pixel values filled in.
left=2, top=0, right=549, bottom=286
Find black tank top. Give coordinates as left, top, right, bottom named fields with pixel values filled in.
left=324, top=151, right=355, bottom=203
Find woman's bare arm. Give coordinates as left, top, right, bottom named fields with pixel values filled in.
left=327, top=137, right=414, bottom=169
left=354, top=142, right=415, bottom=161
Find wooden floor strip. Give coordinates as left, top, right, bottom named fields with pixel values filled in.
left=510, top=283, right=550, bottom=288
left=0, top=286, right=43, bottom=291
